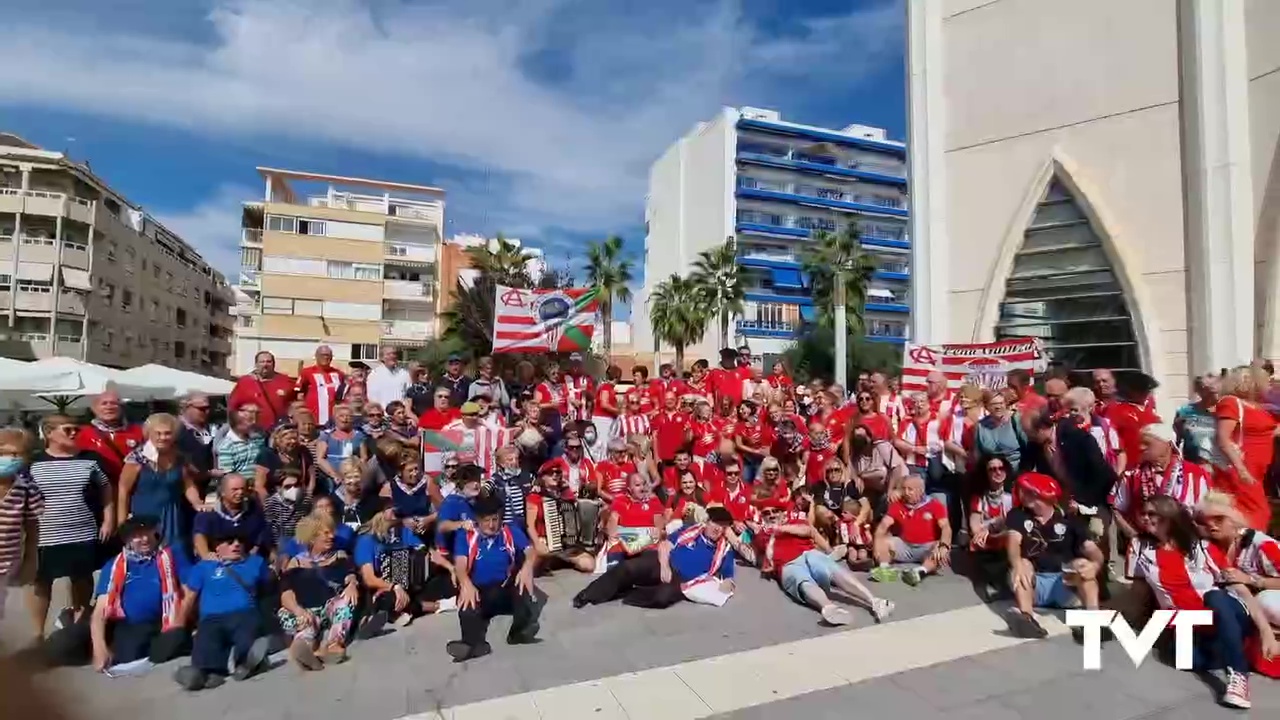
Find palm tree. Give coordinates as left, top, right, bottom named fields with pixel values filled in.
left=799, top=223, right=878, bottom=336
left=583, top=235, right=633, bottom=356
left=690, top=238, right=745, bottom=349
left=466, top=233, right=535, bottom=287
left=648, top=274, right=707, bottom=369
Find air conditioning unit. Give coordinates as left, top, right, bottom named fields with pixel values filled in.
left=740, top=107, right=780, bottom=122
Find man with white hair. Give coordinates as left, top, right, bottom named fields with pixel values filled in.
left=75, top=388, right=144, bottom=485
left=1062, top=386, right=1124, bottom=473
left=1109, top=423, right=1211, bottom=567
left=366, top=346, right=411, bottom=410
left=295, top=345, right=346, bottom=427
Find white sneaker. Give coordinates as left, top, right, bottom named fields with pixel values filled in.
left=1222, top=669, right=1251, bottom=709
left=435, top=596, right=459, bottom=614
left=871, top=598, right=895, bottom=623
left=820, top=604, right=853, bottom=626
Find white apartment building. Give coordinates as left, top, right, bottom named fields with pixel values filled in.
left=633, top=106, right=911, bottom=367
left=0, top=133, right=235, bottom=374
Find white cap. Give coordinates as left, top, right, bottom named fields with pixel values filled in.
left=1139, top=423, right=1176, bottom=444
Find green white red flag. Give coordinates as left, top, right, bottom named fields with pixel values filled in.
left=491, top=285, right=600, bottom=353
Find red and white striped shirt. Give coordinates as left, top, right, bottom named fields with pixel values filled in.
left=564, top=374, right=594, bottom=422
left=441, top=420, right=510, bottom=476
left=897, top=414, right=955, bottom=470
left=1132, top=539, right=1221, bottom=612
left=1109, top=456, right=1210, bottom=523
left=613, top=413, right=651, bottom=440
left=543, top=455, right=598, bottom=495
left=969, top=491, right=1013, bottom=550
left=878, top=392, right=905, bottom=433
left=1233, top=530, right=1280, bottom=577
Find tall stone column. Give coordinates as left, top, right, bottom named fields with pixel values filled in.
left=906, top=0, right=950, bottom=344
left=1179, top=0, right=1256, bottom=373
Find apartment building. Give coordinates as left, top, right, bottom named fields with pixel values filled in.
left=233, top=168, right=444, bottom=375
left=633, top=107, right=910, bottom=367
left=0, top=133, right=235, bottom=374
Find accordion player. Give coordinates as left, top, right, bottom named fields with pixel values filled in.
left=527, top=467, right=598, bottom=573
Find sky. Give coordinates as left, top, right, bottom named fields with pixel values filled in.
left=0, top=0, right=908, bottom=297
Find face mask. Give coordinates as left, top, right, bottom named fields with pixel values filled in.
left=281, top=487, right=301, bottom=502
left=0, top=455, right=25, bottom=477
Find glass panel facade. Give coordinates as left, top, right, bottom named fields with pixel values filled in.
left=996, top=178, right=1141, bottom=371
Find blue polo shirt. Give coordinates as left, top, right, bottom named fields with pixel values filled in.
left=185, top=555, right=268, bottom=619
left=668, top=525, right=736, bottom=583
left=434, top=494, right=476, bottom=553
left=93, top=553, right=192, bottom=623
left=453, top=524, right=530, bottom=587
left=353, top=526, right=424, bottom=569
left=193, top=502, right=273, bottom=553
left=281, top=523, right=356, bottom=560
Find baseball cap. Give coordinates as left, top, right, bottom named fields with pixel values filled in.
left=569, top=352, right=584, bottom=361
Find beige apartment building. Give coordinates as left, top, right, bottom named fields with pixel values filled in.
left=0, top=133, right=235, bottom=374
left=233, top=168, right=444, bottom=375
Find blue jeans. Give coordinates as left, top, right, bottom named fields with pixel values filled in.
left=743, top=456, right=763, bottom=485
left=1191, top=590, right=1254, bottom=674
left=780, top=550, right=840, bottom=603
left=192, top=609, right=260, bottom=674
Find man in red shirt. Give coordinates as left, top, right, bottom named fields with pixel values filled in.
left=871, top=475, right=952, bottom=586
left=229, top=351, right=295, bottom=431
left=418, top=386, right=461, bottom=430
left=76, top=389, right=144, bottom=484
left=295, top=345, right=346, bottom=427
left=683, top=360, right=715, bottom=404
left=708, top=457, right=752, bottom=535
left=1008, top=369, right=1047, bottom=416
left=709, top=349, right=749, bottom=407
left=596, top=438, right=636, bottom=504
left=1103, top=372, right=1161, bottom=472
left=801, top=422, right=839, bottom=487
left=753, top=499, right=894, bottom=626
left=591, top=365, right=623, bottom=460
left=652, top=391, right=692, bottom=469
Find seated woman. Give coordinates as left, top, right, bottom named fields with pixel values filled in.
left=334, top=457, right=377, bottom=531
left=1195, top=491, right=1280, bottom=677
left=173, top=533, right=272, bottom=691
left=387, top=452, right=439, bottom=540
left=752, top=500, right=894, bottom=626
left=281, top=496, right=356, bottom=561
left=526, top=463, right=595, bottom=574
left=263, top=467, right=311, bottom=550
left=1126, top=494, right=1277, bottom=710
left=665, top=470, right=710, bottom=531
left=808, top=457, right=871, bottom=567
left=278, top=514, right=359, bottom=670
left=84, top=516, right=190, bottom=672
left=604, top=473, right=667, bottom=567
left=435, top=465, right=484, bottom=557
left=355, top=503, right=456, bottom=636
left=968, top=455, right=1015, bottom=601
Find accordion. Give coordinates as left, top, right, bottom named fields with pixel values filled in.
left=377, top=545, right=429, bottom=589
left=542, top=496, right=581, bottom=552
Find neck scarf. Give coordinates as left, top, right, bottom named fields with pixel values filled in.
left=1135, top=454, right=1185, bottom=504
left=215, top=499, right=246, bottom=523
left=102, top=547, right=181, bottom=631
left=295, top=548, right=338, bottom=565
left=809, top=430, right=831, bottom=452
left=91, top=418, right=126, bottom=434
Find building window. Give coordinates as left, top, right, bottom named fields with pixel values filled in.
left=0, top=273, right=11, bottom=286
left=297, top=219, right=326, bottom=236
left=17, top=281, right=52, bottom=294
left=102, top=329, right=114, bottom=350
left=105, top=243, right=116, bottom=261
left=266, top=215, right=297, bottom=233
left=996, top=177, right=1140, bottom=372
left=387, top=245, right=408, bottom=257
left=176, top=308, right=187, bottom=327
left=175, top=341, right=185, bottom=359
left=121, top=289, right=134, bottom=311
left=350, top=344, right=378, bottom=361
left=262, top=296, right=294, bottom=315
left=327, top=261, right=381, bottom=281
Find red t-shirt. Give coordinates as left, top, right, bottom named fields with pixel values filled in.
left=652, top=410, right=692, bottom=461
left=596, top=460, right=635, bottom=497
left=734, top=420, right=770, bottom=451
left=750, top=481, right=790, bottom=508
left=668, top=493, right=705, bottom=519
left=661, top=464, right=703, bottom=496
left=229, top=372, right=296, bottom=430
left=690, top=418, right=725, bottom=457
left=611, top=494, right=664, bottom=528
left=627, top=385, right=657, bottom=416
left=805, top=446, right=838, bottom=487
left=859, top=413, right=892, bottom=442
left=816, top=409, right=849, bottom=446
left=535, top=381, right=568, bottom=415
left=709, top=482, right=752, bottom=522
left=709, top=366, right=751, bottom=405
left=682, top=379, right=715, bottom=404
left=593, top=382, right=620, bottom=419
left=887, top=499, right=947, bottom=545
left=76, top=423, right=145, bottom=483
left=1103, top=401, right=1161, bottom=464
left=418, top=407, right=461, bottom=431
left=756, top=528, right=815, bottom=569
left=766, top=372, right=794, bottom=392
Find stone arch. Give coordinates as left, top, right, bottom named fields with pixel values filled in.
left=973, top=154, right=1162, bottom=379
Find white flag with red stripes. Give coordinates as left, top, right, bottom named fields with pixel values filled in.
left=900, top=338, right=1047, bottom=394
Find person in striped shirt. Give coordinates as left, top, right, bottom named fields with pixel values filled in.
left=0, top=428, right=43, bottom=607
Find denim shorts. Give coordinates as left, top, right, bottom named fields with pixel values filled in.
left=1033, top=572, right=1081, bottom=609
left=780, top=549, right=840, bottom=602
left=890, top=537, right=935, bottom=564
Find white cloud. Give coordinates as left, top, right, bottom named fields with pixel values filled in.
left=1, top=0, right=904, bottom=244
left=152, top=184, right=255, bottom=279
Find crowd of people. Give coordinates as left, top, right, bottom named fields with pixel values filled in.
left=1, top=343, right=1279, bottom=709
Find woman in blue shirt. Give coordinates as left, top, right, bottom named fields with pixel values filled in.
left=355, top=504, right=456, bottom=637
left=280, top=495, right=356, bottom=562
left=388, top=455, right=441, bottom=538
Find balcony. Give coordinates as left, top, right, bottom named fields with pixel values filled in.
left=57, top=290, right=86, bottom=316
left=865, top=288, right=910, bottom=314
left=0, top=188, right=95, bottom=223
left=239, top=271, right=260, bottom=289
left=384, top=243, right=437, bottom=264
left=310, top=193, right=443, bottom=227
left=383, top=279, right=434, bottom=301
left=736, top=182, right=908, bottom=219
left=735, top=148, right=906, bottom=187
left=242, top=229, right=263, bottom=246
left=382, top=319, right=435, bottom=342
left=867, top=320, right=910, bottom=343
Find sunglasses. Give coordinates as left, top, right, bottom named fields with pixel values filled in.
left=444, top=464, right=459, bottom=470
left=724, top=470, right=742, bottom=477
left=988, top=465, right=1006, bottom=473
left=566, top=445, right=583, bottom=450
left=55, top=425, right=79, bottom=435
left=435, top=394, right=450, bottom=400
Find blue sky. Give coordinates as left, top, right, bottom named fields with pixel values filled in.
left=0, top=0, right=907, bottom=293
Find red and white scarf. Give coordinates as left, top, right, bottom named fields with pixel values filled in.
left=675, top=525, right=731, bottom=592
left=102, top=547, right=181, bottom=631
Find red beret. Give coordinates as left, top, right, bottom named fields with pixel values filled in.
left=537, top=459, right=564, bottom=475
left=1016, top=472, right=1061, bottom=501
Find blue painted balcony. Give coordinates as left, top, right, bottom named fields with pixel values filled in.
left=736, top=118, right=908, bottom=158
left=736, top=185, right=909, bottom=219
left=736, top=151, right=907, bottom=188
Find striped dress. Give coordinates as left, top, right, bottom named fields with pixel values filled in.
left=27, top=452, right=108, bottom=547
left=0, top=474, right=44, bottom=575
